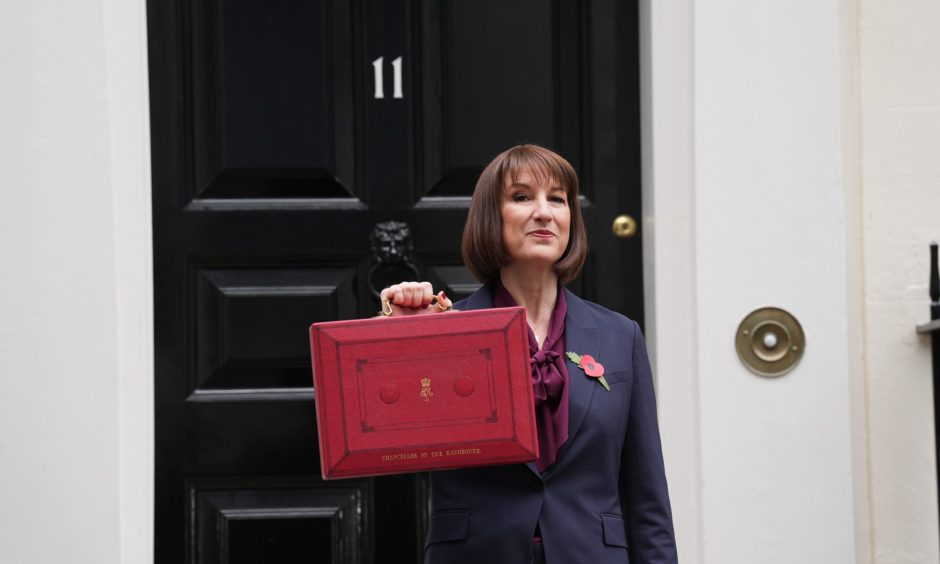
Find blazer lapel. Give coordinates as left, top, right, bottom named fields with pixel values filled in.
left=552, top=288, right=600, bottom=466
left=455, top=283, right=599, bottom=477
left=458, top=282, right=543, bottom=476
left=454, top=282, right=493, bottom=311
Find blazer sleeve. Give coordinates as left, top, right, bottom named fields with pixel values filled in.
left=620, top=320, right=678, bottom=564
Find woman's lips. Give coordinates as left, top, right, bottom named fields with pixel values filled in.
left=528, top=230, right=555, bottom=238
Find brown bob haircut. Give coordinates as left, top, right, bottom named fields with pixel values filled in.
left=461, top=144, right=588, bottom=284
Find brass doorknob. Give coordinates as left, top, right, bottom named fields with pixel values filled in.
left=612, top=215, right=637, bottom=239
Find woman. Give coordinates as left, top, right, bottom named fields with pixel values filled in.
left=381, top=144, right=677, bottom=564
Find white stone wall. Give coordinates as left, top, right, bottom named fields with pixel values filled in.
left=0, top=1, right=119, bottom=561
left=859, top=1, right=940, bottom=561
left=0, top=0, right=152, bottom=563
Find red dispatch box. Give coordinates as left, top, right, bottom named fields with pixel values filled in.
left=309, top=306, right=538, bottom=479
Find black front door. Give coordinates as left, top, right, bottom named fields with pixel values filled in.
left=148, top=1, right=642, bottom=561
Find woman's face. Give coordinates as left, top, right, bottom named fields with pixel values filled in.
left=500, top=168, right=571, bottom=268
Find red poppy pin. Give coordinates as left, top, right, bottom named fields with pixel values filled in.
left=566, top=352, right=610, bottom=391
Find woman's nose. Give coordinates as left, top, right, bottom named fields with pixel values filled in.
left=533, top=197, right=552, bottom=220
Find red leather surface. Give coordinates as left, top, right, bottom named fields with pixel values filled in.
left=310, top=307, right=538, bottom=479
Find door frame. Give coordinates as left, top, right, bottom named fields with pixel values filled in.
left=638, top=1, right=701, bottom=562
left=106, top=0, right=155, bottom=562
left=116, top=1, right=694, bottom=562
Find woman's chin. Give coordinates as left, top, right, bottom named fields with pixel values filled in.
left=506, top=251, right=564, bottom=269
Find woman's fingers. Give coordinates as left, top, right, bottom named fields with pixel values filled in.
left=397, top=282, right=420, bottom=307
left=418, top=281, right=434, bottom=307
left=400, top=284, right=414, bottom=306
left=436, top=290, right=453, bottom=311
left=380, top=281, right=439, bottom=315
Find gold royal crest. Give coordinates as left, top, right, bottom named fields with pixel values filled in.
left=420, top=377, right=433, bottom=402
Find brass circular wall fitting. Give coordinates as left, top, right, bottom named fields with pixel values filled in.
left=612, top=215, right=637, bottom=239
left=735, top=307, right=805, bottom=377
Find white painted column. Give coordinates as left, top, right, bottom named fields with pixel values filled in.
left=0, top=1, right=121, bottom=562
left=0, top=0, right=153, bottom=562
left=694, top=1, right=858, bottom=560
left=646, top=1, right=859, bottom=562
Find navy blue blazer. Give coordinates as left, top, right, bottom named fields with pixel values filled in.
left=424, top=283, right=678, bottom=564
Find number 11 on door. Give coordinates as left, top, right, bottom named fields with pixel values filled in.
left=372, top=56, right=403, bottom=100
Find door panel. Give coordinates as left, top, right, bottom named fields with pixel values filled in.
left=417, top=0, right=579, bottom=198
left=192, top=478, right=367, bottom=564
left=190, top=0, right=358, bottom=199
left=194, top=268, right=357, bottom=394
left=149, top=0, right=641, bottom=561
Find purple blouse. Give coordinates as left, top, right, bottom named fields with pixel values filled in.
left=493, top=279, right=570, bottom=472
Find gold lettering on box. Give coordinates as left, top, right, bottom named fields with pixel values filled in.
left=379, top=448, right=483, bottom=463
left=380, top=452, right=419, bottom=461
left=444, top=448, right=482, bottom=456
left=382, top=452, right=418, bottom=462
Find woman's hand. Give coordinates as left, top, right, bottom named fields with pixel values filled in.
left=379, top=281, right=453, bottom=317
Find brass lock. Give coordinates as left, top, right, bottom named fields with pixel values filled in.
left=735, top=307, right=805, bottom=377
left=612, top=215, right=637, bottom=239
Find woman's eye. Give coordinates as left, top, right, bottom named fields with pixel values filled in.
left=550, top=196, right=567, bottom=204
left=512, top=193, right=529, bottom=202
